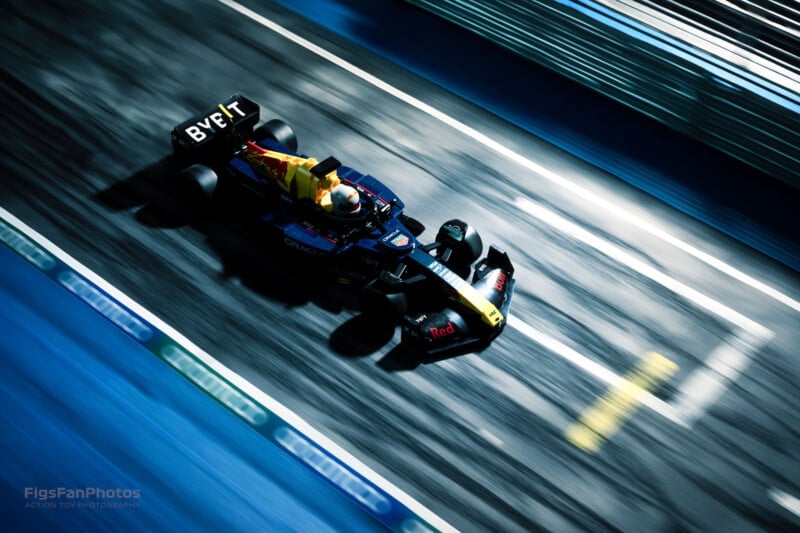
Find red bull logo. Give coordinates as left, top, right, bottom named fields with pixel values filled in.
left=246, top=151, right=289, bottom=185
left=429, top=322, right=455, bottom=339
left=494, top=271, right=507, bottom=292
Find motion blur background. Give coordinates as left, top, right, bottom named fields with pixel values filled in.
left=2, top=0, right=798, bottom=531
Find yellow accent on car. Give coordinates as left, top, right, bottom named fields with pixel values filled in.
left=245, top=147, right=341, bottom=206
left=218, top=103, right=234, bottom=119
left=456, top=283, right=504, bottom=328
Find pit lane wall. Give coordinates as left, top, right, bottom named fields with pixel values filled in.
left=405, top=0, right=800, bottom=188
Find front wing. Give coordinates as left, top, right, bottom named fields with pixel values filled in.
left=401, top=246, right=515, bottom=361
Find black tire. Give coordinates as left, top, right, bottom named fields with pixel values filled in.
left=435, top=219, right=483, bottom=272
left=398, top=214, right=425, bottom=237
left=178, top=164, right=218, bottom=203
left=253, top=119, right=298, bottom=152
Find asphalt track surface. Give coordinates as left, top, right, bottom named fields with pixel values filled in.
left=2, top=0, right=799, bottom=531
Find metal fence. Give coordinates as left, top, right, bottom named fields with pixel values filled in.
left=406, top=0, right=800, bottom=187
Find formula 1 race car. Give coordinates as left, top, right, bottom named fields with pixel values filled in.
left=171, top=94, right=515, bottom=361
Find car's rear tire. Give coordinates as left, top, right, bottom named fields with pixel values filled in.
left=436, top=219, right=483, bottom=273
left=253, top=119, right=298, bottom=152
left=178, top=164, right=218, bottom=203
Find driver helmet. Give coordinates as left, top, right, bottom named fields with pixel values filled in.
left=330, top=184, right=361, bottom=215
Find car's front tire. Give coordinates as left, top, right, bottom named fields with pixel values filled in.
left=436, top=219, right=483, bottom=274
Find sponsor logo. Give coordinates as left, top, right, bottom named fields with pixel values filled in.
left=58, top=272, right=152, bottom=342
left=494, top=271, right=507, bottom=292
left=161, top=345, right=268, bottom=426
left=246, top=152, right=288, bottom=185
left=184, top=101, right=247, bottom=142
left=390, top=233, right=409, bottom=247
left=274, top=427, right=391, bottom=514
left=284, top=237, right=322, bottom=256
left=429, top=321, right=455, bottom=340
left=381, top=229, right=409, bottom=248
left=429, top=259, right=465, bottom=288
left=0, top=220, right=56, bottom=270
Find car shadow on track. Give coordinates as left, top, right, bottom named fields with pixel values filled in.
left=94, top=158, right=430, bottom=370
left=94, top=156, right=192, bottom=229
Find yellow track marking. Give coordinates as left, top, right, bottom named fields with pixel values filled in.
left=566, top=351, right=678, bottom=453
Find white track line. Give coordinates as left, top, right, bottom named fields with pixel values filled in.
left=770, top=488, right=800, bottom=518
left=513, top=197, right=772, bottom=338
left=217, top=0, right=800, bottom=314
left=668, top=328, right=773, bottom=426
left=0, top=207, right=455, bottom=533
left=511, top=197, right=775, bottom=425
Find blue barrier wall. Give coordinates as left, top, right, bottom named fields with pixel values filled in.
left=406, top=0, right=800, bottom=188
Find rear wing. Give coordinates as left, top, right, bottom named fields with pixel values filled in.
left=171, top=94, right=260, bottom=156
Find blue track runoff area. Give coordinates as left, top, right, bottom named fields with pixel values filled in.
left=0, top=211, right=445, bottom=532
